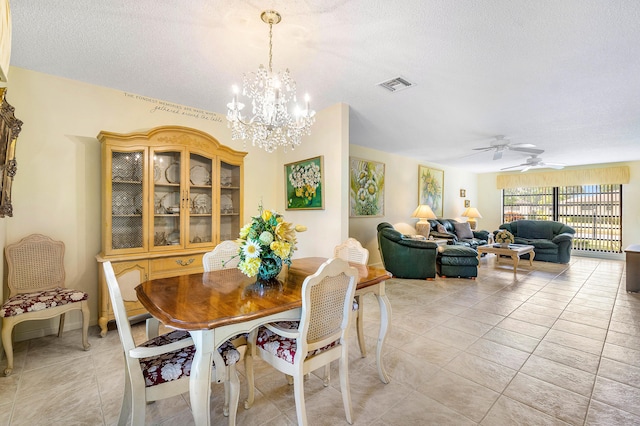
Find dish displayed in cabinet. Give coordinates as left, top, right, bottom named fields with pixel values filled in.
left=112, top=191, right=135, bottom=215
left=158, top=192, right=180, bottom=214
left=192, top=193, right=212, bottom=215
left=153, top=164, right=162, bottom=182
left=190, top=165, right=210, bottom=186
left=165, top=162, right=180, bottom=184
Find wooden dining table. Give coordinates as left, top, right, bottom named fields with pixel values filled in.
left=135, top=257, right=393, bottom=426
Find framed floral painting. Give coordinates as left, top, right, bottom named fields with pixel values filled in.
left=285, top=156, right=324, bottom=210
left=349, top=157, right=385, bottom=217
left=418, top=165, right=444, bottom=218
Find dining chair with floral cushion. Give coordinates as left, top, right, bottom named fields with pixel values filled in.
left=1, top=234, right=90, bottom=376
left=334, top=238, right=369, bottom=357
left=102, top=261, right=242, bottom=425
left=245, top=257, right=359, bottom=425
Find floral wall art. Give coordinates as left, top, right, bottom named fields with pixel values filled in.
left=349, top=157, right=385, bottom=217
left=418, top=165, right=444, bottom=218
left=285, top=156, right=324, bottom=210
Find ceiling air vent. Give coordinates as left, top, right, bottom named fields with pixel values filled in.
left=377, top=76, right=415, bottom=93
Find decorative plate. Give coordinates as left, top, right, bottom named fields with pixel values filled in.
left=165, top=162, right=180, bottom=184
left=190, top=165, right=210, bottom=186
left=112, top=161, right=134, bottom=181
left=153, top=164, right=162, bottom=182
left=160, top=192, right=179, bottom=213
left=192, top=193, right=212, bottom=214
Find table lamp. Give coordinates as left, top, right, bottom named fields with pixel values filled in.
left=411, top=204, right=437, bottom=237
left=462, top=207, right=482, bottom=230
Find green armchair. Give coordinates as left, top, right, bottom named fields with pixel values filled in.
left=377, top=222, right=438, bottom=279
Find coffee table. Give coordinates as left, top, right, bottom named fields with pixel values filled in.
left=477, top=243, right=535, bottom=275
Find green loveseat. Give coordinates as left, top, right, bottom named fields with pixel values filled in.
left=496, top=220, right=575, bottom=263
left=377, top=222, right=438, bottom=279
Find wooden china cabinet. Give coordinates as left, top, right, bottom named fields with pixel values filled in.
left=95, top=126, right=246, bottom=336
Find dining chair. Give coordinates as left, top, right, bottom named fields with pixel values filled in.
left=102, top=261, right=241, bottom=425
left=246, top=257, right=359, bottom=425
left=0, top=234, right=90, bottom=376
left=203, top=240, right=240, bottom=271
left=334, top=238, right=369, bottom=357
left=201, top=239, right=249, bottom=415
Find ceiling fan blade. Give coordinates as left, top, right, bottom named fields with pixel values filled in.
left=500, top=164, right=524, bottom=170
left=510, top=143, right=537, bottom=148
left=472, top=147, right=492, bottom=151
left=510, top=147, right=545, bottom=155
left=493, top=150, right=503, bottom=160
left=547, top=164, right=565, bottom=169
left=520, top=165, right=533, bottom=173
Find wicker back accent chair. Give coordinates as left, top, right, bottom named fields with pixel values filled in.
left=0, top=234, right=90, bottom=376
left=102, top=261, right=241, bottom=425
left=203, top=240, right=240, bottom=271
left=334, top=238, right=369, bottom=357
left=246, top=258, right=359, bottom=425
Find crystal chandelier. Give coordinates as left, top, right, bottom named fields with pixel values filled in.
left=226, top=10, right=315, bottom=153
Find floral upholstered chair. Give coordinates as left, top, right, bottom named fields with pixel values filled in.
left=334, top=238, right=369, bottom=357
left=102, top=261, right=242, bottom=425
left=1, top=234, right=90, bottom=376
left=245, top=258, right=359, bottom=425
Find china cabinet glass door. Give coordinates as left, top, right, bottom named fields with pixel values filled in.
left=152, top=149, right=182, bottom=249
left=111, top=149, right=144, bottom=251
left=219, top=161, right=241, bottom=241
left=188, top=152, right=214, bottom=246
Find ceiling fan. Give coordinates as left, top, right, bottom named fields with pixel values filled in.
left=473, top=135, right=544, bottom=160
left=501, top=155, right=566, bottom=172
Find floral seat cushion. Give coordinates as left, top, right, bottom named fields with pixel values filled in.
left=0, top=287, right=88, bottom=318
left=139, top=330, right=240, bottom=387
left=256, top=322, right=339, bottom=364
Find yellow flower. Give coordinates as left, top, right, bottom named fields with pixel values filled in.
left=261, top=209, right=272, bottom=222
left=270, top=241, right=291, bottom=259
left=275, top=221, right=296, bottom=242
left=239, top=223, right=251, bottom=239
left=239, top=257, right=260, bottom=276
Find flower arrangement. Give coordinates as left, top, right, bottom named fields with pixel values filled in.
left=236, top=205, right=307, bottom=279
left=495, top=230, right=515, bottom=245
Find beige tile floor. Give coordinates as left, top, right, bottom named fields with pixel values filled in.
left=1, top=254, right=639, bottom=425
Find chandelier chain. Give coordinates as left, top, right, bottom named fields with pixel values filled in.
left=268, top=21, right=273, bottom=72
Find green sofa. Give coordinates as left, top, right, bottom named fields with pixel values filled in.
left=377, top=222, right=438, bottom=279
left=428, top=218, right=490, bottom=249
left=496, top=220, right=575, bottom=263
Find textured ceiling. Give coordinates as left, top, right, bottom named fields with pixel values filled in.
left=9, top=0, right=640, bottom=173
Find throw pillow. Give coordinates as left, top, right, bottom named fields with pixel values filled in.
left=436, top=223, right=448, bottom=234
left=453, top=222, right=474, bottom=239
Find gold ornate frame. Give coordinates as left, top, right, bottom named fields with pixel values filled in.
left=0, top=88, right=23, bottom=217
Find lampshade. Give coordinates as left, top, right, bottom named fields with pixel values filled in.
left=462, top=207, right=482, bottom=230
left=411, top=204, right=437, bottom=221
left=462, top=207, right=482, bottom=219
left=412, top=205, right=436, bottom=237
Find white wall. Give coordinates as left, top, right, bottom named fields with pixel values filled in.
left=348, top=144, right=479, bottom=266
left=3, top=67, right=348, bottom=341
left=276, top=103, right=350, bottom=258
